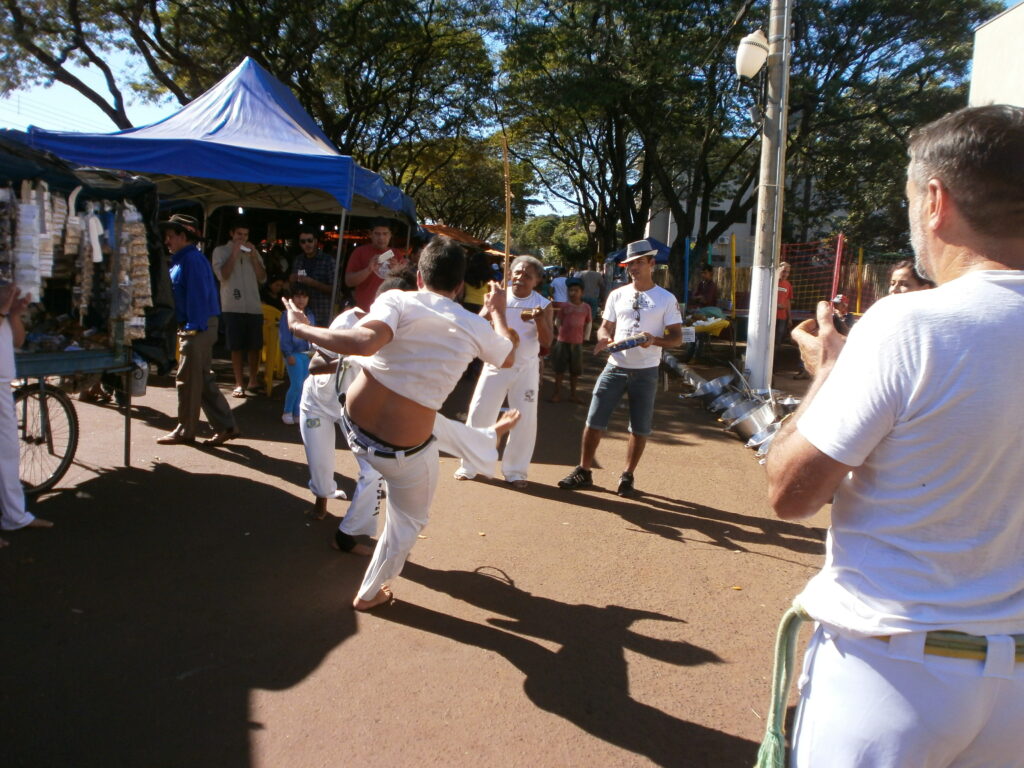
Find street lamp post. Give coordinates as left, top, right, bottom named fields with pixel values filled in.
left=736, top=0, right=793, bottom=389
left=588, top=219, right=603, bottom=270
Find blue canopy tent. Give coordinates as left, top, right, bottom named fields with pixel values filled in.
left=604, top=237, right=672, bottom=265
left=25, top=58, right=415, bottom=307
left=26, top=58, right=414, bottom=221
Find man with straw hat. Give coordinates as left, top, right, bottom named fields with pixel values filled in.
left=558, top=239, right=681, bottom=497
left=157, top=213, right=240, bottom=447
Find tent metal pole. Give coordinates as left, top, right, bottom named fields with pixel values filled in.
left=330, top=208, right=349, bottom=316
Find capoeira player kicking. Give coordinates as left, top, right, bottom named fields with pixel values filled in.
left=299, top=275, right=520, bottom=556
left=285, top=236, right=516, bottom=610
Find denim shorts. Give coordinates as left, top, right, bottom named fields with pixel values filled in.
left=585, top=364, right=659, bottom=436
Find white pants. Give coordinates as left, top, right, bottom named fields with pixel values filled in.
left=457, top=361, right=538, bottom=482
left=347, top=425, right=440, bottom=602
left=0, top=384, right=33, bottom=532
left=792, top=625, right=1024, bottom=768
left=341, top=415, right=497, bottom=540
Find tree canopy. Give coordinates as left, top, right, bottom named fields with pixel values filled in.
left=2, top=0, right=1001, bottom=267
left=1, top=0, right=496, bottom=186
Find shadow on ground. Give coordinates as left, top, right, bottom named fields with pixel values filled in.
left=0, top=464, right=361, bottom=768
left=389, top=562, right=759, bottom=767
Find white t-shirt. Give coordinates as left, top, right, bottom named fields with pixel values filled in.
left=355, top=289, right=513, bottom=411
left=551, top=276, right=568, bottom=303
left=500, top=290, right=550, bottom=365
left=796, top=270, right=1024, bottom=636
left=212, top=244, right=265, bottom=314
left=602, top=283, right=683, bottom=369
left=301, top=308, right=362, bottom=418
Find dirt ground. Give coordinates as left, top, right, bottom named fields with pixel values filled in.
left=0, top=342, right=826, bottom=768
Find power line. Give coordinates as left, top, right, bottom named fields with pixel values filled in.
left=0, top=92, right=116, bottom=133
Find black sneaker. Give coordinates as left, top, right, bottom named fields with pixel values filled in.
left=558, top=466, right=593, bottom=490
left=616, top=472, right=635, bottom=497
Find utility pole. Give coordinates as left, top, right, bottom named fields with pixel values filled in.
left=744, top=0, right=792, bottom=389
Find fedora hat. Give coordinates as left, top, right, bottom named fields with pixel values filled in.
left=622, top=239, right=657, bottom=263
left=158, top=213, right=203, bottom=239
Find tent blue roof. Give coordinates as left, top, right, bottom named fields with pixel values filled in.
left=26, top=58, right=415, bottom=222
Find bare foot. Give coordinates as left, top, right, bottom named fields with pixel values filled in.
left=308, top=497, right=329, bottom=520
left=27, top=517, right=54, bottom=529
left=548, top=392, right=562, bottom=403
left=1, top=536, right=9, bottom=548
left=493, top=409, right=521, bottom=439
left=353, top=585, right=394, bottom=611
left=331, top=530, right=374, bottom=556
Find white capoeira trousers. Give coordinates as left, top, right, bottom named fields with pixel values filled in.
left=299, top=371, right=381, bottom=538
left=0, top=384, right=34, bottom=532
left=345, top=428, right=439, bottom=602
left=457, top=361, right=539, bottom=482
left=300, top=371, right=500, bottom=544
left=340, top=414, right=498, bottom=543
left=792, top=624, right=1024, bottom=768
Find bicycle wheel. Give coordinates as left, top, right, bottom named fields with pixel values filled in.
left=14, top=383, right=80, bottom=495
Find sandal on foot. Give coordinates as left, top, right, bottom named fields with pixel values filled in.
left=156, top=430, right=195, bottom=445
left=231, top=387, right=246, bottom=398
left=203, top=427, right=241, bottom=446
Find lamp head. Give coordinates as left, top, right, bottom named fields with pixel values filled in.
left=735, top=29, right=769, bottom=79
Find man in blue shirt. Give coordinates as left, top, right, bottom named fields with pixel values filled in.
left=157, top=214, right=239, bottom=446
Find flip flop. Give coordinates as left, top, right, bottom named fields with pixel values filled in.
left=231, top=387, right=246, bottom=398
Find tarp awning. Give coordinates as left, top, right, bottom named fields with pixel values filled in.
left=422, top=223, right=489, bottom=248
left=25, top=58, right=415, bottom=223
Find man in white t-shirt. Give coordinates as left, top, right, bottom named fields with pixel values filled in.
left=766, top=105, right=1024, bottom=767
left=550, top=268, right=569, bottom=303
left=455, top=255, right=553, bottom=488
left=285, top=236, right=515, bottom=611
left=559, top=240, right=682, bottom=496
left=211, top=219, right=266, bottom=396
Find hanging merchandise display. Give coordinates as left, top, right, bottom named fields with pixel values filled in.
left=0, top=187, right=13, bottom=285
left=0, top=174, right=155, bottom=355
left=115, top=203, right=152, bottom=341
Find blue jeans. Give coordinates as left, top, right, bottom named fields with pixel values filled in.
left=283, top=353, right=311, bottom=416
left=585, top=364, right=659, bottom=436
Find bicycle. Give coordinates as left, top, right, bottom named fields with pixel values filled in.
left=13, top=380, right=80, bottom=495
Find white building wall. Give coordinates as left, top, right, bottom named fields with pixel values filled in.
left=970, top=2, right=1024, bottom=107
left=645, top=205, right=756, bottom=266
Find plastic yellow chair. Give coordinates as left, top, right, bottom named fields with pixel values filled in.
left=261, top=304, right=285, bottom=396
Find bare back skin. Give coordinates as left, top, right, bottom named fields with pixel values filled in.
left=345, top=369, right=436, bottom=447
